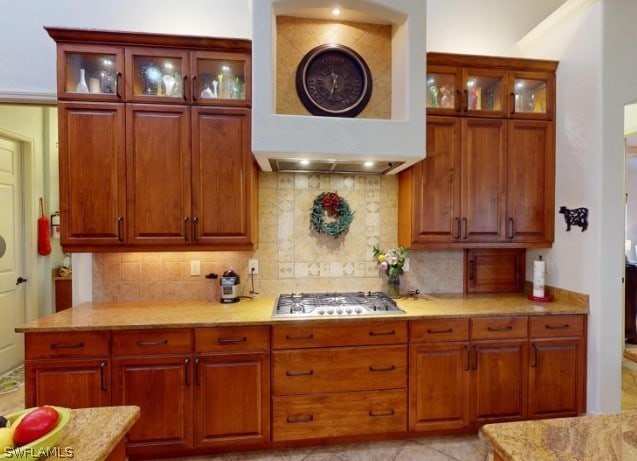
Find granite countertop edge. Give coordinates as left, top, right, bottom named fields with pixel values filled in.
left=16, top=292, right=589, bottom=333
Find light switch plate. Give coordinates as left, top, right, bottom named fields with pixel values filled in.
left=190, top=260, right=201, bottom=276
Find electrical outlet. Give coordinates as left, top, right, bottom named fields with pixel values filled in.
left=190, top=260, right=201, bottom=276
left=248, top=259, right=259, bottom=274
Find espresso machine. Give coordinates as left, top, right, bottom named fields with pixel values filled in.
left=220, top=269, right=240, bottom=303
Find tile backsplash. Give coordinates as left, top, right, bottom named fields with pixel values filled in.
left=93, top=172, right=463, bottom=302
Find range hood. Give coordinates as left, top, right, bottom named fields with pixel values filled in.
left=251, top=0, right=427, bottom=176
left=267, top=158, right=404, bottom=175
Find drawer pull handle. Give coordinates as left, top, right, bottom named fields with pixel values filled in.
left=286, top=370, right=314, bottom=377
left=136, top=339, right=168, bottom=346
left=545, top=324, right=570, bottom=330
left=487, top=326, right=513, bottom=332
left=427, top=328, right=453, bottom=334
left=285, top=334, right=314, bottom=340
left=369, top=409, right=395, bottom=417
left=217, top=337, right=247, bottom=344
left=50, top=342, right=84, bottom=350
left=286, top=415, right=314, bottom=424
left=100, top=361, right=108, bottom=391
left=369, top=365, right=396, bottom=372
left=369, top=330, right=395, bottom=336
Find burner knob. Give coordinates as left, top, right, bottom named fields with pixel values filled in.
left=327, top=309, right=334, bottom=315
left=355, top=307, right=362, bottom=314
left=345, top=308, right=353, bottom=315
left=318, top=309, right=325, bottom=315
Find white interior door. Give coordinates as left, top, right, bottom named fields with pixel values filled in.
left=0, top=136, right=25, bottom=373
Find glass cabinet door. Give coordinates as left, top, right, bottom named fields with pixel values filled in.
left=58, top=45, right=124, bottom=101
left=461, top=68, right=507, bottom=117
left=125, top=48, right=189, bottom=102
left=509, top=71, right=554, bottom=119
left=426, top=65, right=461, bottom=114
left=191, top=51, right=251, bottom=105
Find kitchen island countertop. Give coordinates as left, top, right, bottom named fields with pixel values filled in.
left=16, top=291, right=588, bottom=332
left=44, top=405, right=140, bottom=461
left=481, top=411, right=637, bottom=460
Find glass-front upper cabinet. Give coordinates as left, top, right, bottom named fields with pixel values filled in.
left=461, top=68, right=507, bottom=117
left=57, top=44, right=124, bottom=101
left=191, top=51, right=251, bottom=106
left=508, top=71, right=554, bottom=120
left=426, top=65, right=462, bottom=115
left=125, top=48, right=189, bottom=103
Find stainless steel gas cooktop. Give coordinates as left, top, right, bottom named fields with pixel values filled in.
left=272, top=291, right=405, bottom=318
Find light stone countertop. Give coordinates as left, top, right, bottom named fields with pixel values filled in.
left=16, top=292, right=588, bottom=332
left=44, top=406, right=140, bottom=461
left=481, top=411, right=637, bottom=461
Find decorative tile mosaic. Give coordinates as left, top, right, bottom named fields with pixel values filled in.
left=92, top=171, right=464, bottom=301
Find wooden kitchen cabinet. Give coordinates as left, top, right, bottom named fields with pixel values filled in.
left=426, top=53, right=556, bottom=121
left=58, top=102, right=126, bottom=246
left=24, top=331, right=111, bottom=408
left=271, top=321, right=408, bottom=443
left=409, top=316, right=528, bottom=432
left=464, top=248, right=526, bottom=293
left=400, top=53, right=557, bottom=250
left=47, top=28, right=257, bottom=252
left=111, top=329, right=194, bottom=457
left=528, top=315, right=587, bottom=418
left=193, top=326, right=270, bottom=451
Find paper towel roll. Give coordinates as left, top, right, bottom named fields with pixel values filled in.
left=533, top=258, right=545, bottom=298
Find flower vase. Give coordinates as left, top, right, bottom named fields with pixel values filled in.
left=387, top=274, right=400, bottom=299
left=76, top=68, right=89, bottom=93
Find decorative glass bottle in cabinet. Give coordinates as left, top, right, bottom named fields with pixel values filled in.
left=127, top=49, right=188, bottom=101
left=462, top=69, right=505, bottom=115
left=59, top=47, right=123, bottom=100
left=512, top=77, right=548, bottom=116
left=193, top=53, right=250, bottom=104
left=426, top=66, right=459, bottom=113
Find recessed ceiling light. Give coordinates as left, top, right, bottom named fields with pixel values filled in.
left=331, top=7, right=341, bottom=16
left=299, top=159, right=310, bottom=166
left=364, top=161, right=375, bottom=167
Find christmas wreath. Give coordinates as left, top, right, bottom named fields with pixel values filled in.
left=310, top=192, right=354, bottom=239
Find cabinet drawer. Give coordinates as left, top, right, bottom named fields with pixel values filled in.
left=272, top=320, right=407, bottom=349
left=410, top=318, right=470, bottom=343
left=272, top=389, right=407, bottom=441
left=195, top=326, right=270, bottom=352
left=112, top=329, right=192, bottom=356
left=272, top=345, right=406, bottom=395
left=25, top=331, right=110, bottom=359
left=529, top=315, right=585, bottom=338
left=470, top=316, right=528, bottom=340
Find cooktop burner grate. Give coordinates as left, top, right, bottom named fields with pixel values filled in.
left=272, top=291, right=405, bottom=318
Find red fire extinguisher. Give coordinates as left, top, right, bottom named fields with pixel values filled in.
left=38, top=198, right=51, bottom=256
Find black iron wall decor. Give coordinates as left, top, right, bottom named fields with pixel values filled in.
left=559, top=206, right=589, bottom=231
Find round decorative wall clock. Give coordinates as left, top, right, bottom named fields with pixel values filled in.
left=295, top=44, right=373, bottom=117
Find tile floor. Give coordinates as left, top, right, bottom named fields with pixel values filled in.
left=2, top=360, right=637, bottom=461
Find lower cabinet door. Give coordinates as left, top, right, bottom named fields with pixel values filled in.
left=25, top=358, right=111, bottom=408
left=470, top=339, right=528, bottom=425
left=528, top=337, right=585, bottom=418
left=193, top=352, right=270, bottom=450
left=112, top=355, right=193, bottom=456
left=272, top=389, right=407, bottom=441
left=409, top=343, right=470, bottom=431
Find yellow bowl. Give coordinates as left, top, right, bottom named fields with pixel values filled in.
left=1, top=406, right=71, bottom=460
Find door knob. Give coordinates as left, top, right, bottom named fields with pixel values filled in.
left=16, top=277, right=27, bottom=285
